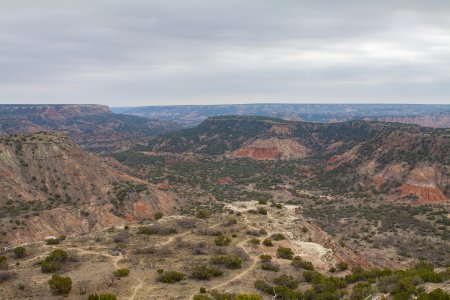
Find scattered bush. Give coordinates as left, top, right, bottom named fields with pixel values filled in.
left=48, top=274, right=72, bottom=296
left=113, top=268, right=130, bottom=277
left=337, top=261, right=349, bottom=271
left=260, top=254, right=272, bottom=262
left=154, top=211, right=164, bottom=220
left=0, top=256, right=7, bottom=270
left=41, top=249, right=68, bottom=273
left=13, top=246, right=26, bottom=259
left=191, top=264, right=223, bottom=280
left=157, top=270, right=186, bottom=283
left=0, top=271, right=16, bottom=283
left=214, top=235, right=231, bottom=246
left=196, top=210, right=211, bottom=219
left=258, top=207, right=268, bottom=215
left=291, top=256, right=314, bottom=271
left=210, top=255, right=243, bottom=269
left=277, top=246, right=294, bottom=260
left=273, top=273, right=299, bottom=289
left=249, top=238, right=260, bottom=245
left=271, top=233, right=285, bottom=241
left=88, top=294, right=118, bottom=300
left=262, top=238, right=273, bottom=247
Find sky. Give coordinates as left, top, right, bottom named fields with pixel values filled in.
left=1, top=0, right=450, bottom=106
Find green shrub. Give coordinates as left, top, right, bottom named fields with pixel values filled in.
left=191, top=264, right=223, bottom=280
left=154, top=211, right=164, bottom=220
left=48, top=274, right=72, bottom=295
left=193, top=295, right=212, bottom=300
left=254, top=279, right=274, bottom=295
left=210, top=255, right=243, bottom=269
left=196, top=210, right=211, bottom=219
left=113, top=268, right=130, bottom=277
left=214, top=235, right=231, bottom=246
left=249, top=238, right=260, bottom=245
left=41, top=249, right=68, bottom=273
left=273, top=285, right=301, bottom=299
left=235, top=294, right=263, bottom=300
left=262, top=238, right=273, bottom=247
left=271, top=233, right=285, bottom=241
left=337, top=261, right=349, bottom=271
left=88, top=294, right=118, bottom=300
left=258, top=207, right=267, bottom=215
left=261, top=261, right=280, bottom=272
left=273, top=274, right=299, bottom=289
left=0, top=256, right=7, bottom=270
left=13, top=246, right=26, bottom=259
left=157, top=270, right=185, bottom=283
left=291, top=256, right=314, bottom=271
left=277, top=246, right=294, bottom=260
left=260, top=254, right=272, bottom=262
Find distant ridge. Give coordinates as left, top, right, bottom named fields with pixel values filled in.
left=113, top=103, right=450, bottom=128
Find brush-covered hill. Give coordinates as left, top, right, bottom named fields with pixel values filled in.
left=0, top=132, right=176, bottom=246
left=146, top=116, right=449, bottom=203
left=0, top=104, right=179, bottom=152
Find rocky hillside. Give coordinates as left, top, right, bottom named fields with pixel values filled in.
left=146, top=116, right=449, bottom=203
left=116, top=104, right=450, bottom=128
left=0, top=132, right=176, bottom=246
left=0, top=104, right=180, bottom=152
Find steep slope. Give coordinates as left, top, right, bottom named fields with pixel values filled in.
left=117, top=104, right=450, bottom=128
left=0, top=104, right=179, bottom=152
left=0, top=132, right=176, bottom=246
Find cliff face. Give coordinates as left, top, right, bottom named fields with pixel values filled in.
left=232, top=138, right=308, bottom=160
left=0, top=133, right=176, bottom=246
left=0, top=104, right=179, bottom=152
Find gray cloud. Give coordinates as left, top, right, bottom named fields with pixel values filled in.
left=0, top=0, right=449, bottom=105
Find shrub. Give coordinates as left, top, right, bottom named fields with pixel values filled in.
left=88, top=294, right=118, bottom=300
left=277, top=246, right=294, bottom=260
left=271, top=233, right=285, bottom=241
left=262, top=238, right=273, bottom=247
left=258, top=207, right=267, bottom=215
left=235, top=294, right=263, bottom=300
left=0, top=256, right=7, bottom=270
left=254, top=279, right=274, bottom=295
left=273, top=274, right=299, bottom=289
left=258, top=199, right=267, bottom=205
left=214, top=235, right=231, bottom=246
left=191, top=264, right=223, bottom=280
left=157, top=271, right=186, bottom=283
left=41, top=249, right=68, bottom=273
left=273, top=285, right=301, bottom=299
left=113, top=268, right=130, bottom=277
left=249, top=238, right=260, bottom=245
left=351, top=282, right=375, bottom=300
left=193, top=295, right=212, bottom=300
left=261, top=261, right=280, bottom=272
left=154, top=211, right=163, bottom=220
left=301, top=226, right=309, bottom=233
left=291, top=256, right=314, bottom=271
left=47, top=249, right=68, bottom=262
left=210, top=255, right=243, bottom=269
left=260, top=254, right=272, bottom=262
left=13, top=246, right=26, bottom=259
left=48, top=274, right=72, bottom=295
left=200, top=287, right=206, bottom=293
left=337, top=261, right=349, bottom=271
left=196, top=210, right=211, bottom=219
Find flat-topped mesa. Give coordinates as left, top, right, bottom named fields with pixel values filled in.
left=0, top=104, right=111, bottom=118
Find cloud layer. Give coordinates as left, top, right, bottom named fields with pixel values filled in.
left=1, top=0, right=449, bottom=105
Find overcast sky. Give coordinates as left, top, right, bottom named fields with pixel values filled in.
left=1, top=0, right=449, bottom=106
